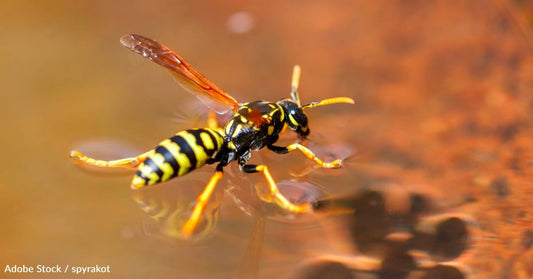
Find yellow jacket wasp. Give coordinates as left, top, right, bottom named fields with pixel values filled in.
left=70, top=34, right=354, bottom=238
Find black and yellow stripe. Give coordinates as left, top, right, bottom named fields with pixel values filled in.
left=131, top=128, right=224, bottom=188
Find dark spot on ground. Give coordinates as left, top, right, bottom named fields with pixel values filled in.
left=491, top=176, right=510, bottom=198
left=522, top=230, right=533, bottom=250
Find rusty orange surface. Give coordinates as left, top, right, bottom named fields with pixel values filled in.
left=1, top=0, right=533, bottom=278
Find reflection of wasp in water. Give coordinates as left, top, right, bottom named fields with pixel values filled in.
left=130, top=177, right=224, bottom=240
left=70, top=34, right=354, bottom=238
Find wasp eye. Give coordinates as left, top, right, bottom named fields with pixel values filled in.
left=292, top=108, right=308, bottom=127
left=279, top=99, right=309, bottom=133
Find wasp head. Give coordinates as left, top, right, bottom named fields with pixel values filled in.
left=278, top=99, right=310, bottom=139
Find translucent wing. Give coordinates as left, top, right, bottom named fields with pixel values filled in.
left=120, top=34, right=240, bottom=113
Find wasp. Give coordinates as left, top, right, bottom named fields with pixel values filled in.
left=70, top=34, right=354, bottom=238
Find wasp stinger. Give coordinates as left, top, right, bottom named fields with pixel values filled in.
left=70, top=34, right=354, bottom=238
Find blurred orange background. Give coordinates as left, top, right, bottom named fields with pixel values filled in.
left=2, top=0, right=533, bottom=278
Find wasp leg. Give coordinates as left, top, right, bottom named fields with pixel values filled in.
left=267, top=143, right=342, bottom=168
left=69, top=150, right=155, bottom=169
left=243, top=164, right=311, bottom=213
left=207, top=111, right=218, bottom=129
left=207, top=111, right=226, bottom=135
left=181, top=170, right=224, bottom=238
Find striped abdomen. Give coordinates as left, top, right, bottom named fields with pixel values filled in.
left=131, top=128, right=224, bottom=188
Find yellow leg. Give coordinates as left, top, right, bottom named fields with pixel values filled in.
left=69, top=149, right=154, bottom=169
left=207, top=111, right=226, bottom=134
left=181, top=171, right=224, bottom=238
left=246, top=165, right=311, bottom=213
left=286, top=143, right=342, bottom=168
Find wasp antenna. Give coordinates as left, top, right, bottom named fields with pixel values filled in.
left=302, top=97, right=355, bottom=109
left=290, top=65, right=302, bottom=105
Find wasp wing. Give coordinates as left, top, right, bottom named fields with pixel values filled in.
left=120, top=34, right=240, bottom=113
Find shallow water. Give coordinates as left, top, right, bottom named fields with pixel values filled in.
left=2, top=1, right=533, bottom=278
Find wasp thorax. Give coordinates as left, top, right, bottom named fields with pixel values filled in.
left=278, top=99, right=310, bottom=139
